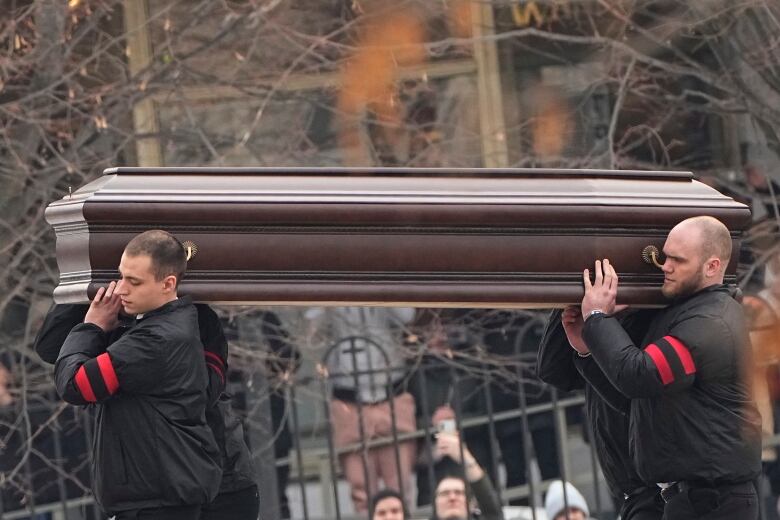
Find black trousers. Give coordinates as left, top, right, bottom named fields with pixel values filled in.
left=201, top=485, right=260, bottom=520
left=662, top=481, right=758, bottom=520
left=621, top=486, right=664, bottom=520
left=114, top=504, right=201, bottom=520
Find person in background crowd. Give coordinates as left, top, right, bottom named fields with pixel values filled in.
left=222, top=308, right=301, bottom=519
left=544, top=480, right=594, bottom=520
left=429, top=429, right=503, bottom=520
left=743, top=251, right=780, bottom=518
left=306, top=306, right=417, bottom=513
left=407, top=309, right=484, bottom=507
left=52, top=230, right=222, bottom=519
left=579, top=216, right=762, bottom=519
left=370, top=488, right=409, bottom=520
left=475, top=309, right=561, bottom=505
left=262, top=310, right=301, bottom=520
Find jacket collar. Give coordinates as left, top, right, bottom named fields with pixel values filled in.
left=137, top=295, right=192, bottom=322
left=672, top=283, right=733, bottom=305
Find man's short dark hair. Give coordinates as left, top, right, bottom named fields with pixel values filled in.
left=370, top=488, right=408, bottom=519
left=434, top=459, right=466, bottom=485
left=124, top=230, right=187, bottom=286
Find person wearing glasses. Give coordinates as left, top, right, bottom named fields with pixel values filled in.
left=430, top=431, right=503, bottom=520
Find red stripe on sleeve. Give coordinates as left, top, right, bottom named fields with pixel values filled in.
left=204, top=351, right=225, bottom=368
left=664, top=336, right=696, bottom=375
left=75, top=365, right=97, bottom=402
left=206, top=362, right=225, bottom=384
left=645, top=344, right=675, bottom=385
left=96, top=353, right=120, bottom=395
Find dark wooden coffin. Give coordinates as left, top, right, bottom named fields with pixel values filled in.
left=45, top=167, right=751, bottom=307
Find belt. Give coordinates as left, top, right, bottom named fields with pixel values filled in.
left=623, top=485, right=654, bottom=500
left=332, top=381, right=406, bottom=404
left=659, top=481, right=754, bottom=503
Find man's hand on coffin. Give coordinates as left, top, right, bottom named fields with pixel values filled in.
left=84, top=281, right=123, bottom=332
left=581, top=259, right=618, bottom=319
left=561, top=306, right=589, bottom=355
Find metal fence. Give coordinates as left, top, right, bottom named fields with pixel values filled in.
left=3, top=309, right=779, bottom=520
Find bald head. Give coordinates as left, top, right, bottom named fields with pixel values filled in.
left=673, top=216, right=732, bottom=270
left=661, top=216, right=732, bottom=299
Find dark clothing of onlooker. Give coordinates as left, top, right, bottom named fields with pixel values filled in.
left=466, top=475, right=504, bottom=520
left=538, top=308, right=664, bottom=520
left=261, top=310, right=300, bottom=520
left=408, top=311, right=490, bottom=506
left=475, top=310, right=560, bottom=502
left=0, top=357, right=94, bottom=515
left=52, top=297, right=222, bottom=515
left=223, top=309, right=301, bottom=519
left=407, top=332, right=484, bottom=506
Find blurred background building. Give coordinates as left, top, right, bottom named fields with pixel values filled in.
left=2, top=1, right=780, bottom=519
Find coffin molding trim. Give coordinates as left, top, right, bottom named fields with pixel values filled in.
left=45, top=167, right=750, bottom=307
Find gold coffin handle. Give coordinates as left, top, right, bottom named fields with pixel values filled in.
left=182, top=240, right=199, bottom=261
left=642, top=245, right=663, bottom=270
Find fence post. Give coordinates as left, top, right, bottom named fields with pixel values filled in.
left=247, top=369, right=280, bottom=520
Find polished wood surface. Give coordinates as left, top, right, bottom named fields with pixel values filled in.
left=45, top=167, right=751, bottom=307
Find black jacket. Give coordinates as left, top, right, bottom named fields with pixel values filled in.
left=195, top=305, right=257, bottom=494
left=35, top=304, right=128, bottom=363
left=537, top=308, right=657, bottom=497
left=583, top=284, right=762, bottom=484
left=53, top=297, right=222, bottom=514
left=34, top=303, right=256, bottom=496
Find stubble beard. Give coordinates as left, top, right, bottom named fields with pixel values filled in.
left=662, top=269, right=705, bottom=300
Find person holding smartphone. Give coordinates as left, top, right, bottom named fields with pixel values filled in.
left=430, top=429, right=504, bottom=520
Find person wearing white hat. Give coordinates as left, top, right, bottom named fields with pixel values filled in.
left=544, top=480, right=592, bottom=520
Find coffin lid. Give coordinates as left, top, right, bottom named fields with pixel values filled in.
left=45, top=167, right=751, bottom=307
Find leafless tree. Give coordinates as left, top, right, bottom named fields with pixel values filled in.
left=1, top=0, right=779, bottom=516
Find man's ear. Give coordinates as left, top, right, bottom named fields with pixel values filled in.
left=704, top=257, right=721, bottom=278
left=162, top=274, right=178, bottom=294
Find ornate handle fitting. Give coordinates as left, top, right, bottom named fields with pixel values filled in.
left=641, top=245, right=663, bottom=270
left=182, top=240, right=198, bottom=261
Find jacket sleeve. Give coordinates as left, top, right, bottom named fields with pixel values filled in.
left=583, top=312, right=715, bottom=398
left=54, top=322, right=111, bottom=404
left=573, top=355, right=629, bottom=414
left=470, top=474, right=504, bottom=520
left=55, top=323, right=165, bottom=405
left=536, top=309, right=585, bottom=392
left=197, top=304, right=228, bottom=407
left=33, top=304, right=90, bottom=364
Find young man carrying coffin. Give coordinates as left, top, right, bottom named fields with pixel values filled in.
left=53, top=230, right=222, bottom=520
left=35, top=304, right=259, bottom=520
